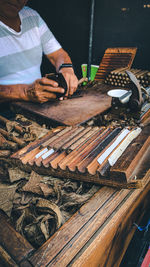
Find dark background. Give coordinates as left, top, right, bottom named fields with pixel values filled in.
left=28, top=0, right=150, bottom=78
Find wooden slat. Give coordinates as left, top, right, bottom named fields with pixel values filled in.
left=67, top=127, right=113, bottom=172
left=0, top=245, right=18, bottom=267
left=12, top=129, right=59, bottom=159
left=68, top=127, right=99, bottom=152
left=76, top=127, right=121, bottom=173
left=0, top=210, right=34, bottom=264
left=58, top=127, right=106, bottom=170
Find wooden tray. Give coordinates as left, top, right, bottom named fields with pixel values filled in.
left=95, top=47, right=137, bottom=82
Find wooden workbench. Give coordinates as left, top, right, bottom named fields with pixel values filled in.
left=0, top=169, right=149, bottom=267
left=0, top=82, right=150, bottom=266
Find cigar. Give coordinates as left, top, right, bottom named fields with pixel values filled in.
left=0, top=115, right=24, bottom=134
left=0, top=133, right=17, bottom=150
left=0, top=128, right=25, bottom=147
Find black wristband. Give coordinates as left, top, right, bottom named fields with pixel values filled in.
left=58, top=63, right=73, bottom=72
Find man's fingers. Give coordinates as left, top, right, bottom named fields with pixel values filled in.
left=67, top=78, right=78, bottom=96
left=68, top=86, right=76, bottom=95
left=35, top=91, right=57, bottom=103
left=43, top=86, right=65, bottom=94
left=40, top=77, right=58, bottom=87
left=36, top=81, right=65, bottom=94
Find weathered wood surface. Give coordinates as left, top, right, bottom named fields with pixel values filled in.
left=28, top=169, right=150, bottom=267
left=0, top=245, right=18, bottom=267
left=0, top=209, right=34, bottom=265
left=12, top=89, right=112, bottom=126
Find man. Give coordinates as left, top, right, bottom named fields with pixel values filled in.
left=0, top=0, right=78, bottom=103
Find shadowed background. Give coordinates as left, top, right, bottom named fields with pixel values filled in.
left=28, top=0, right=150, bottom=79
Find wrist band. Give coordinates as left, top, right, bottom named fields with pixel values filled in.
left=58, top=63, right=73, bottom=71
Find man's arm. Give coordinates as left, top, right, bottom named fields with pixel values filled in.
left=0, top=78, right=65, bottom=103
left=0, top=84, right=28, bottom=102
left=46, top=48, right=78, bottom=96
left=0, top=48, right=78, bottom=103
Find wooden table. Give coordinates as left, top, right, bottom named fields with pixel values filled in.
left=0, top=170, right=149, bottom=267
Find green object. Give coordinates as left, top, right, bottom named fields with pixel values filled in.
left=81, top=64, right=99, bottom=85
left=91, top=64, right=99, bottom=81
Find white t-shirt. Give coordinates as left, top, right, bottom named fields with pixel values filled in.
left=0, top=6, right=61, bottom=85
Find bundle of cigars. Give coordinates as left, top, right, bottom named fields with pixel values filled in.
left=11, top=124, right=150, bottom=189
left=105, top=68, right=150, bottom=88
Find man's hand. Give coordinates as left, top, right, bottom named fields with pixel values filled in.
left=59, top=68, right=78, bottom=97
left=46, top=48, right=78, bottom=98
left=26, top=77, right=65, bottom=103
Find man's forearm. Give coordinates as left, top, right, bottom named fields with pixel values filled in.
left=46, top=48, right=73, bottom=73
left=0, top=84, right=30, bottom=102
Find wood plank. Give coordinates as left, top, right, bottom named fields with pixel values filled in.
left=0, top=209, right=34, bottom=264
left=47, top=190, right=130, bottom=267
left=12, top=90, right=112, bottom=126
left=0, top=245, right=18, bottom=267
left=67, top=128, right=113, bottom=172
